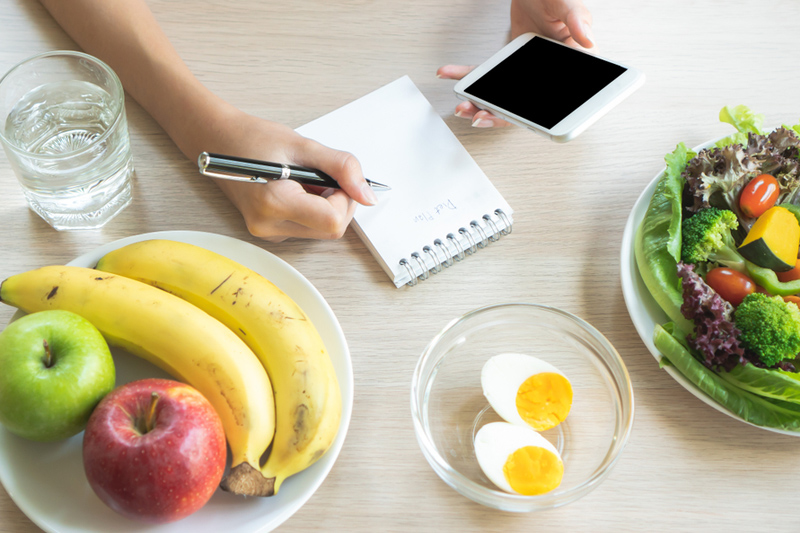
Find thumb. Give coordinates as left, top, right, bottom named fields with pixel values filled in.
left=564, top=7, right=595, bottom=49
left=297, top=139, right=378, bottom=206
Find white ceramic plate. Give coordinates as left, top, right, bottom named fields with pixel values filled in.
left=620, top=138, right=799, bottom=436
left=0, top=231, right=354, bottom=532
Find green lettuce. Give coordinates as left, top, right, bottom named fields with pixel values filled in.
left=720, top=363, right=800, bottom=404
left=654, top=323, right=800, bottom=430
left=715, top=104, right=765, bottom=147
left=634, top=143, right=695, bottom=335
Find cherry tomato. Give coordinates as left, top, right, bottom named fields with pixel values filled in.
left=785, top=295, right=800, bottom=306
left=739, top=174, right=779, bottom=218
left=705, top=267, right=756, bottom=306
left=777, top=259, right=800, bottom=283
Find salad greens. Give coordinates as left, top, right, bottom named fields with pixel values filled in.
left=636, top=105, right=800, bottom=431
left=716, top=105, right=765, bottom=147
left=634, top=142, right=694, bottom=336
left=654, top=323, right=800, bottom=431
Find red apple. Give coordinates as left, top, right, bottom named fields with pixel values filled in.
left=82, top=378, right=226, bottom=524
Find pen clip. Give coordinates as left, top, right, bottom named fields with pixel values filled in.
left=197, top=152, right=275, bottom=183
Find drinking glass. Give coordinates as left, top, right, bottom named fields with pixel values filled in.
left=0, top=50, right=134, bottom=230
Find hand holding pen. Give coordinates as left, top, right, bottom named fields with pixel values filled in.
left=192, top=117, right=383, bottom=242
left=199, top=152, right=390, bottom=192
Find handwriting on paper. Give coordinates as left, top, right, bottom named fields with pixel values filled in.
left=413, top=199, right=457, bottom=223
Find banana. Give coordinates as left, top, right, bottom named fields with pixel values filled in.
left=0, top=265, right=276, bottom=496
left=96, top=239, right=341, bottom=496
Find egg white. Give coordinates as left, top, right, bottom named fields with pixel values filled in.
left=481, top=352, right=569, bottom=427
left=474, top=421, right=562, bottom=495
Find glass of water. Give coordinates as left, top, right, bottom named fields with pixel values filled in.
left=0, top=50, right=133, bottom=230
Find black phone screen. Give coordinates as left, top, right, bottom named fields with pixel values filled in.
left=464, top=37, right=627, bottom=130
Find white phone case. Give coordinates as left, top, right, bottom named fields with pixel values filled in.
left=453, top=33, right=645, bottom=142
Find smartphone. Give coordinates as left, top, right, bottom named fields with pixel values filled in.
left=453, top=32, right=644, bottom=142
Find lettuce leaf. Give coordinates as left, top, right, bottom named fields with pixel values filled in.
left=715, top=105, right=765, bottom=147
left=634, top=144, right=695, bottom=335
left=653, top=323, right=800, bottom=430
left=720, top=363, right=800, bottom=404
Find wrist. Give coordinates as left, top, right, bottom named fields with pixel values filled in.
left=160, top=83, right=243, bottom=161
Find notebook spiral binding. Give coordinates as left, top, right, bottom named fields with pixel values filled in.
left=398, top=209, right=512, bottom=286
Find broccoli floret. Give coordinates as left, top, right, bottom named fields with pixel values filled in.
left=734, top=293, right=800, bottom=367
left=681, top=207, right=746, bottom=272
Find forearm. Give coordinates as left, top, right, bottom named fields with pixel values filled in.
left=38, top=0, right=236, bottom=160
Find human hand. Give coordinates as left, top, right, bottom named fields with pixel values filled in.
left=438, top=0, right=594, bottom=128
left=203, top=109, right=377, bottom=242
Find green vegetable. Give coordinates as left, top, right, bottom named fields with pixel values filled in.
left=681, top=207, right=745, bottom=273
left=734, top=293, right=800, bottom=366
left=720, top=363, right=800, bottom=404
left=745, top=261, right=800, bottom=296
left=634, top=143, right=695, bottom=335
left=715, top=105, right=765, bottom=148
left=653, top=323, right=800, bottom=430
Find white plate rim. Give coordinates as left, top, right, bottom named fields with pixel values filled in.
left=619, top=136, right=800, bottom=436
left=0, top=230, right=355, bottom=531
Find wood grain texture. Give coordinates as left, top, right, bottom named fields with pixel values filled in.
left=2, top=0, right=800, bottom=531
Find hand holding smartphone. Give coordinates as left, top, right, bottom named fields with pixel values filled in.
left=453, top=33, right=644, bottom=142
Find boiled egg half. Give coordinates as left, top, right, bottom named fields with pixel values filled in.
left=481, top=352, right=572, bottom=431
left=474, top=422, right=564, bottom=495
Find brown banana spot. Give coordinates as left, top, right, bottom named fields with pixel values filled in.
left=293, top=403, right=310, bottom=446
left=220, top=463, right=275, bottom=497
left=46, top=286, right=58, bottom=299
left=210, top=273, right=233, bottom=295
left=310, top=448, right=325, bottom=464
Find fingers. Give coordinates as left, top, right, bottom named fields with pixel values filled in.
left=439, top=66, right=512, bottom=128
left=293, top=139, right=378, bottom=207
left=213, top=176, right=358, bottom=241
left=455, top=101, right=512, bottom=128
left=564, top=6, right=595, bottom=50
left=254, top=194, right=358, bottom=242
left=436, top=64, right=476, bottom=80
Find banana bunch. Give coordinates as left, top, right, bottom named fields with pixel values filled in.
left=0, top=265, right=276, bottom=496
left=96, top=239, right=341, bottom=496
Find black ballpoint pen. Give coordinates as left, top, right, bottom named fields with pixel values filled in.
left=198, top=152, right=391, bottom=191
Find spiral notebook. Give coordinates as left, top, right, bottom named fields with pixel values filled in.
left=296, top=76, right=513, bottom=287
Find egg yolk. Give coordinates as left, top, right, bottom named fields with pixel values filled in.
left=503, top=445, right=564, bottom=495
left=515, top=372, right=572, bottom=431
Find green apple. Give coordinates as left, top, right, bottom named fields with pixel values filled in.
left=0, top=310, right=115, bottom=441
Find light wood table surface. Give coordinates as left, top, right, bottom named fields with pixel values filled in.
left=2, top=0, right=800, bottom=531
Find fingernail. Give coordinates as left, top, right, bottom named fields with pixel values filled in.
left=362, top=183, right=379, bottom=205
left=455, top=110, right=465, bottom=118
left=472, top=118, right=493, bottom=128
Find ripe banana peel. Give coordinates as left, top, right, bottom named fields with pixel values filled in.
left=96, top=239, right=342, bottom=496
left=0, top=265, right=276, bottom=496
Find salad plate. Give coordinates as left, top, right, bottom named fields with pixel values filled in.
left=0, top=231, right=355, bottom=532
left=621, top=133, right=800, bottom=436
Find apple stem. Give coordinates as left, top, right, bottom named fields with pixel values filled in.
left=145, top=392, right=159, bottom=434
left=42, top=340, right=53, bottom=368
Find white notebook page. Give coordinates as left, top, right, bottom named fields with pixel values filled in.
left=296, top=76, right=513, bottom=287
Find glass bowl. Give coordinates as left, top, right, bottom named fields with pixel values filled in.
left=410, top=303, right=634, bottom=512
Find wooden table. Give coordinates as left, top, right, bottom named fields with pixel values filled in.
left=2, top=0, right=800, bottom=531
